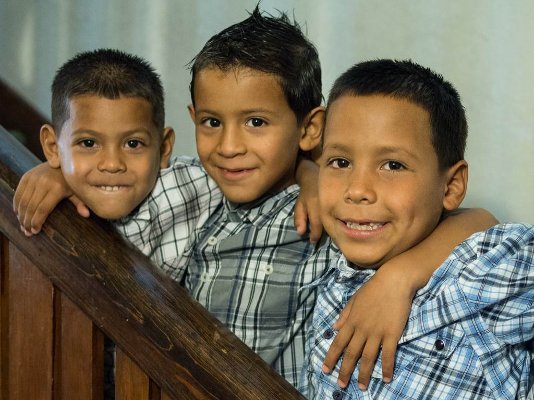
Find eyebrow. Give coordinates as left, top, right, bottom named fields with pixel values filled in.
left=322, top=142, right=352, bottom=154
left=322, top=142, right=422, bottom=161
left=195, top=107, right=280, bottom=117
left=376, top=145, right=420, bottom=160
left=71, top=128, right=153, bottom=137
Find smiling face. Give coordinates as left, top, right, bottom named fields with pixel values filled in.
left=189, top=67, right=308, bottom=204
left=46, top=95, right=173, bottom=219
left=319, top=94, right=452, bottom=268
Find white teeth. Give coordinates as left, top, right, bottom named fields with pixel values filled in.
left=100, top=186, right=120, bottom=192
left=346, top=222, right=383, bottom=230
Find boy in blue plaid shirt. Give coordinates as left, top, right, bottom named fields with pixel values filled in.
left=14, top=9, right=498, bottom=390
left=301, top=59, right=534, bottom=399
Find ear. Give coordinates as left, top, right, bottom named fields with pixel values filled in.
left=159, top=127, right=175, bottom=169
left=442, top=160, right=468, bottom=211
left=40, top=124, right=61, bottom=168
left=299, top=106, right=325, bottom=152
left=187, top=104, right=196, bottom=123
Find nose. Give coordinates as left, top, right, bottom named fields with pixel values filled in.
left=344, top=168, right=377, bottom=204
left=216, top=125, right=246, bottom=157
left=97, top=147, right=126, bottom=173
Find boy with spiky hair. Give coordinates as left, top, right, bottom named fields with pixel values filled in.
left=184, top=8, right=495, bottom=387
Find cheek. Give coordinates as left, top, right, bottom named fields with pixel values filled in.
left=58, top=151, right=80, bottom=176
left=195, top=136, right=212, bottom=160
left=135, top=154, right=161, bottom=183
left=318, top=178, right=336, bottom=218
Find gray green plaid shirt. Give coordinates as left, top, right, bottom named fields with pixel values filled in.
left=184, top=186, right=332, bottom=386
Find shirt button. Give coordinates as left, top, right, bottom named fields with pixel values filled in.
left=323, top=329, right=334, bottom=339
left=332, top=389, right=344, bottom=400
left=207, top=236, right=218, bottom=245
left=201, top=272, right=210, bottom=282
left=434, top=339, right=445, bottom=351
left=264, top=264, right=274, bottom=275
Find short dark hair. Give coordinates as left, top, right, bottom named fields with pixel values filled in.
left=51, top=49, right=164, bottom=132
left=188, top=6, right=322, bottom=123
left=328, top=59, right=467, bottom=170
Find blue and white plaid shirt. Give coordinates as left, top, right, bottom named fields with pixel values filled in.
left=301, top=223, right=534, bottom=400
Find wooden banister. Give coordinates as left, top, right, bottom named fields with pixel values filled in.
left=0, top=125, right=304, bottom=399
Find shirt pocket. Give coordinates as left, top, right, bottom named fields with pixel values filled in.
left=392, top=323, right=466, bottom=377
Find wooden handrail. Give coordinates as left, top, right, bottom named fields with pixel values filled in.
left=0, top=79, right=46, bottom=160
left=0, top=125, right=304, bottom=399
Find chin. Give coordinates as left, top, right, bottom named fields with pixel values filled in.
left=92, top=208, right=131, bottom=221
left=220, top=190, right=257, bottom=204
left=343, top=251, right=386, bottom=269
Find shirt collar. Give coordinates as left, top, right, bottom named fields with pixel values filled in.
left=116, top=195, right=152, bottom=224
left=222, top=184, right=300, bottom=224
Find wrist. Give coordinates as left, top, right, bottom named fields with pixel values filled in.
left=378, top=257, right=425, bottom=296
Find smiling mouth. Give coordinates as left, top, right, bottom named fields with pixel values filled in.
left=219, top=167, right=255, bottom=178
left=345, top=221, right=385, bottom=231
left=96, top=185, right=125, bottom=192
left=222, top=167, right=253, bottom=172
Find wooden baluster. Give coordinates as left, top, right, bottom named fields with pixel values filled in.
left=6, top=244, right=54, bottom=399
left=54, top=292, right=104, bottom=399
left=115, top=348, right=150, bottom=400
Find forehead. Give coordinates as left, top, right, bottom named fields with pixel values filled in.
left=193, top=67, right=288, bottom=109
left=325, top=94, right=432, bottom=146
left=63, top=95, right=158, bottom=135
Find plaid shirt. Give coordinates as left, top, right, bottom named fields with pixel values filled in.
left=115, top=158, right=332, bottom=386
left=301, top=223, right=534, bottom=400
left=114, top=156, right=222, bottom=282
left=184, top=185, right=332, bottom=387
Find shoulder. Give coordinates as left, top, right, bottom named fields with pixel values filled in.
left=451, top=223, right=534, bottom=266
left=155, top=156, right=220, bottom=197
left=163, top=155, right=210, bottom=181
left=414, top=223, right=534, bottom=309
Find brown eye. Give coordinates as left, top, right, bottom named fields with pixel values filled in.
left=246, top=118, right=265, bottom=127
left=202, top=118, right=221, bottom=128
left=81, top=139, right=95, bottom=148
left=383, top=161, right=405, bottom=171
left=331, top=158, right=350, bottom=169
left=127, top=139, right=141, bottom=149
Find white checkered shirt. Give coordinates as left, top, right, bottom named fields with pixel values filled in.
left=114, top=156, right=223, bottom=282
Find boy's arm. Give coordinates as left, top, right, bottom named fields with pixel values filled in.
left=13, top=162, right=89, bottom=235
left=322, top=208, right=498, bottom=389
left=294, top=158, right=322, bottom=243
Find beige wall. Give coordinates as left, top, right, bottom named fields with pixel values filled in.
left=1, top=0, right=532, bottom=223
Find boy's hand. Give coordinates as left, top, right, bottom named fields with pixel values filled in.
left=13, top=163, right=90, bottom=236
left=294, top=158, right=322, bottom=243
left=294, top=188, right=322, bottom=244
left=322, top=263, right=413, bottom=390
